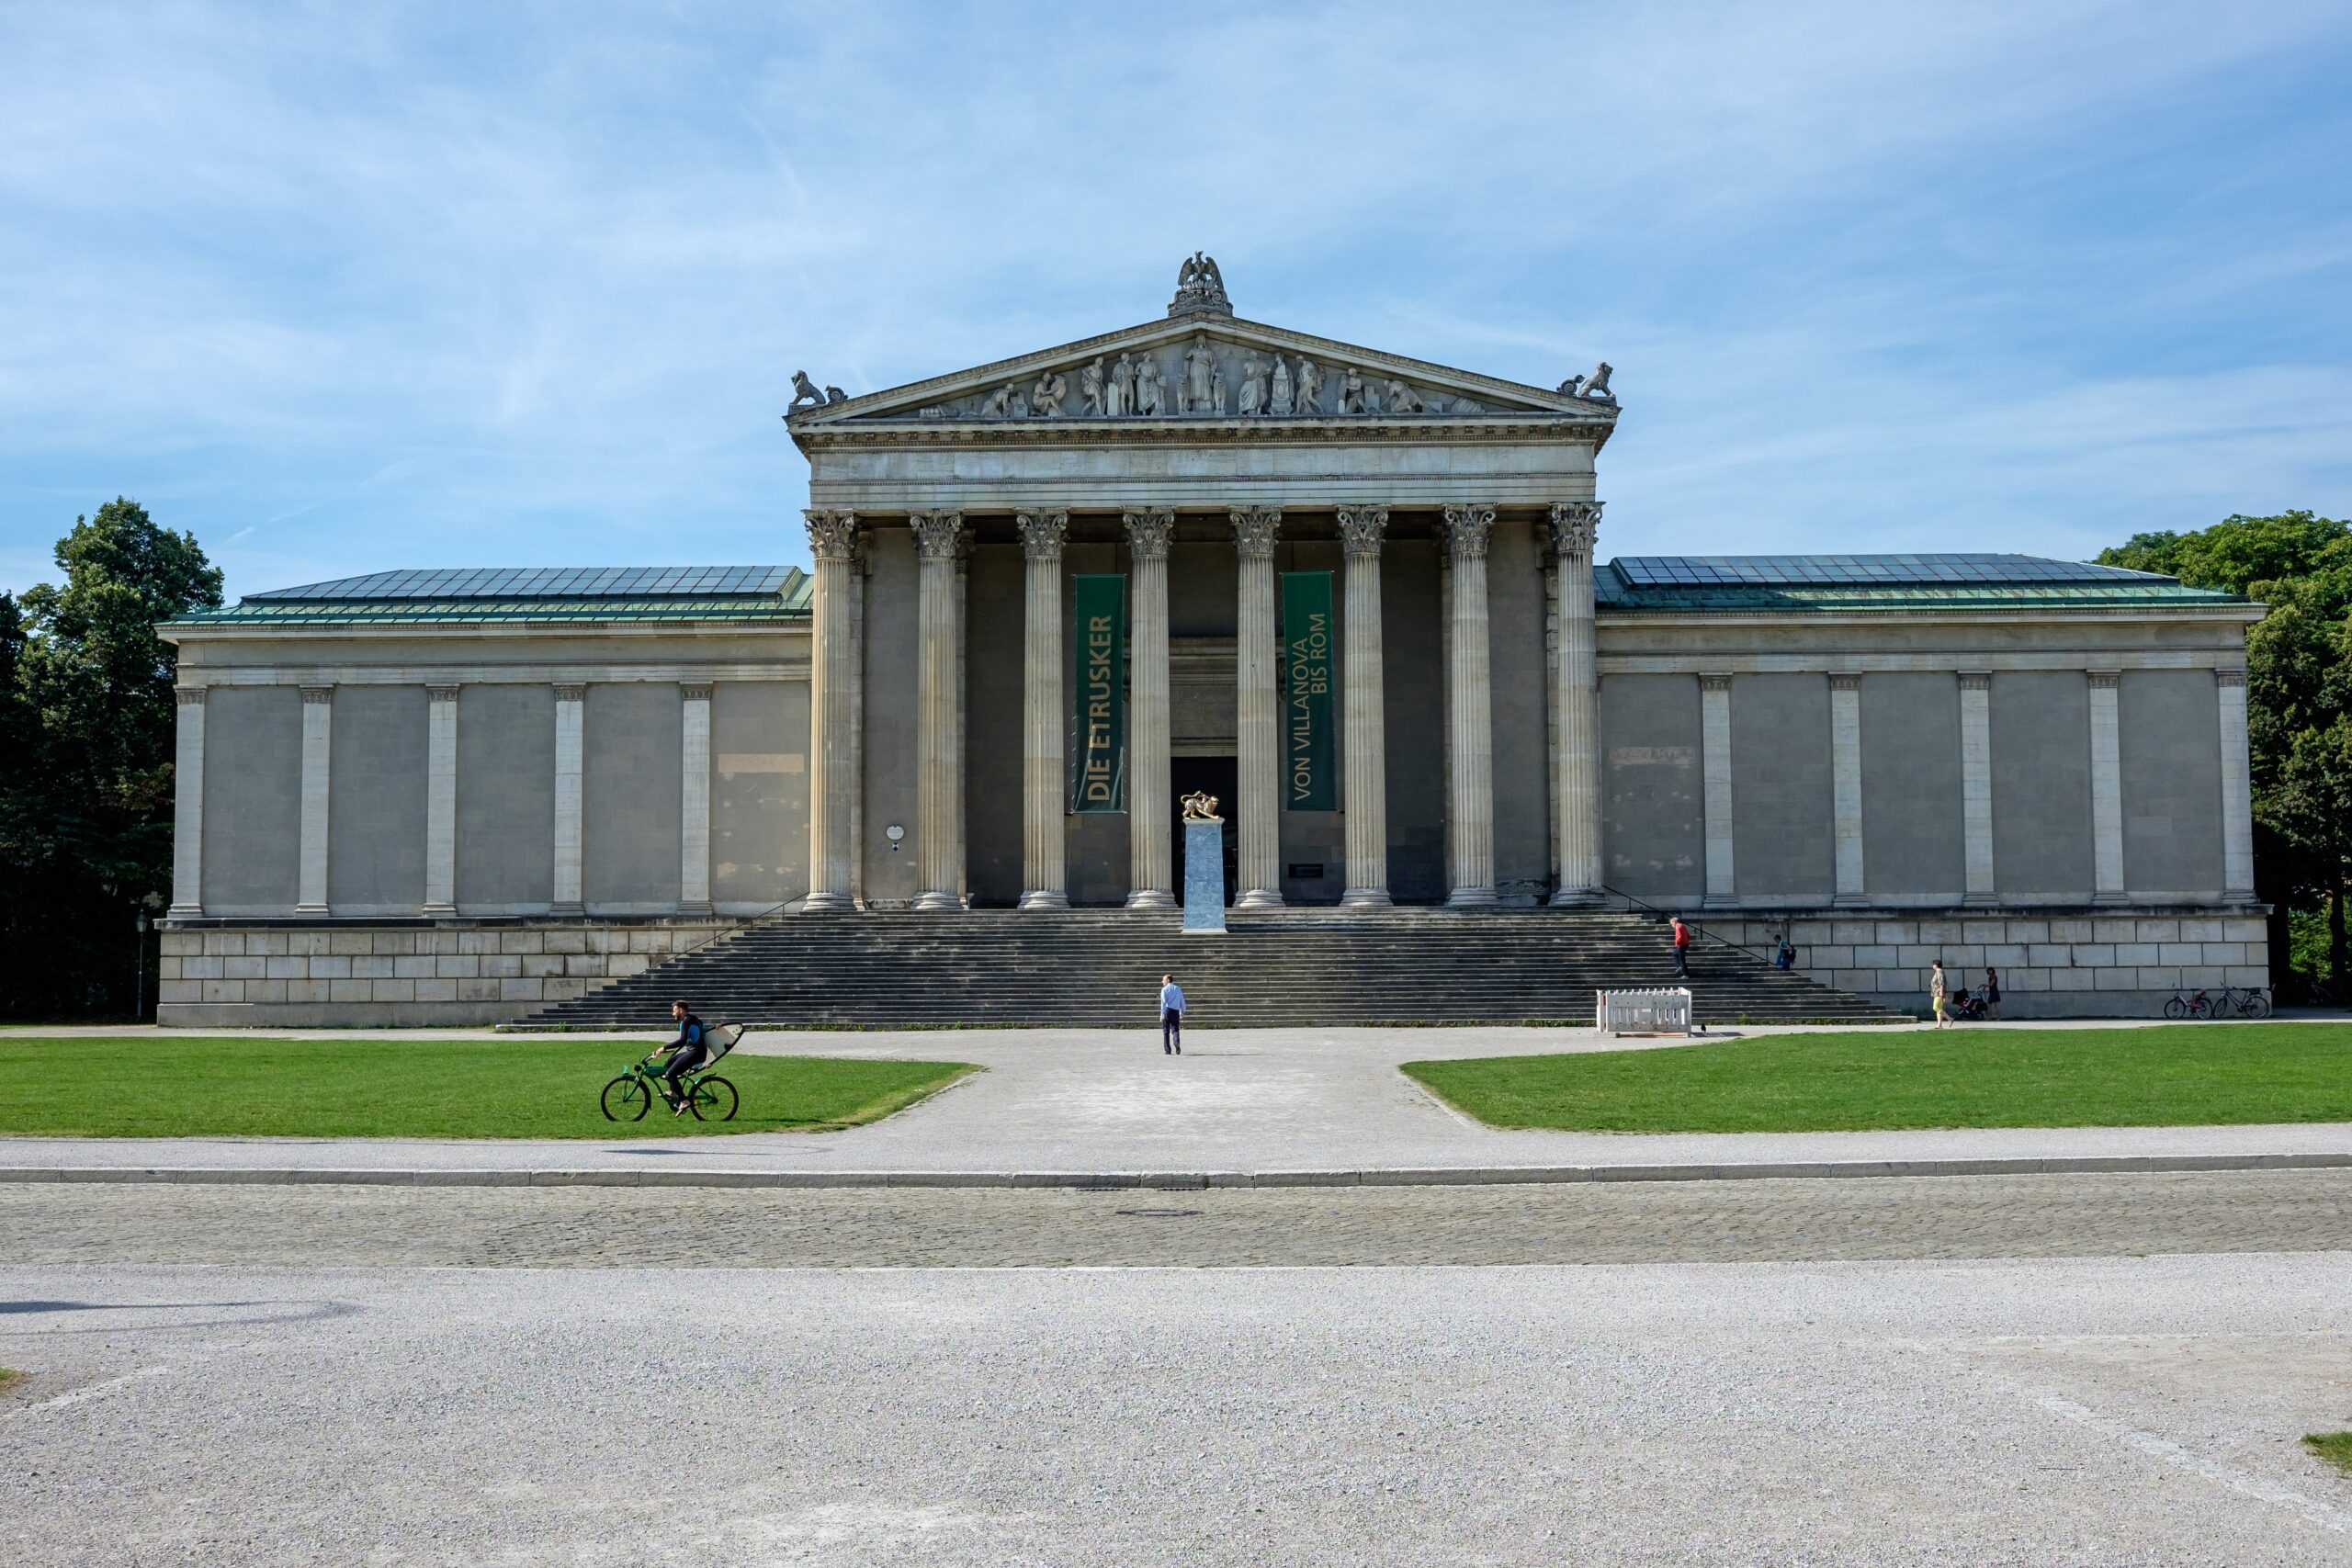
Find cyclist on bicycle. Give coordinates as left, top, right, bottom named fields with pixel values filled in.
left=655, top=999, right=709, bottom=1115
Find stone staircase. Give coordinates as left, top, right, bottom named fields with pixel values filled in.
left=514, top=908, right=1911, bottom=1030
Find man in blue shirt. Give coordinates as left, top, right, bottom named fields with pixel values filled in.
left=1159, top=974, right=1184, bottom=1055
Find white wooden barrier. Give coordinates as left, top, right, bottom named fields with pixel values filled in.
left=1597, top=987, right=1693, bottom=1037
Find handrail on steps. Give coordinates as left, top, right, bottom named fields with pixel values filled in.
left=1596, top=885, right=1785, bottom=968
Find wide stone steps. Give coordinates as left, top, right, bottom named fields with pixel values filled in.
left=516, top=909, right=1911, bottom=1030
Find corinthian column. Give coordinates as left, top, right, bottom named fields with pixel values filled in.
left=1548, top=502, right=1601, bottom=905
left=1338, top=506, right=1391, bottom=907
left=1123, top=509, right=1176, bottom=908
left=1017, top=510, right=1070, bottom=909
left=1442, top=504, right=1498, bottom=908
left=1232, top=507, right=1283, bottom=908
left=911, top=511, right=967, bottom=911
left=802, top=508, right=860, bottom=911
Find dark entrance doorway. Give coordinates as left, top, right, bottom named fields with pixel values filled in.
left=1170, top=755, right=1238, bottom=905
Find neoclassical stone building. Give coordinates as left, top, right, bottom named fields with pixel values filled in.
left=156, top=260, right=2267, bottom=1024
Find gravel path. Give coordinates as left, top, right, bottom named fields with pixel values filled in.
left=6, top=1256, right=2352, bottom=1564
left=6, top=1168, right=2352, bottom=1268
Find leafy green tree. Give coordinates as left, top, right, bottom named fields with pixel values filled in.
left=1, top=501, right=221, bottom=1016
left=2099, top=512, right=2352, bottom=993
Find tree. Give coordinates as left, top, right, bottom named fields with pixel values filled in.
left=0, top=501, right=221, bottom=1016
left=2099, top=512, right=2352, bottom=993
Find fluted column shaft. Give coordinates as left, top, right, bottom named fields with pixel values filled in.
left=1124, top=510, right=1176, bottom=908
left=1018, top=511, right=1070, bottom=909
left=802, top=509, right=860, bottom=911
left=680, top=682, right=713, bottom=915
left=1442, top=505, right=1497, bottom=907
left=424, top=685, right=458, bottom=916
left=2088, top=670, right=2125, bottom=904
left=1700, top=673, right=1736, bottom=908
left=2218, top=669, right=2256, bottom=901
left=1232, top=508, right=1283, bottom=908
left=1829, top=674, right=1865, bottom=907
left=1339, top=507, right=1391, bottom=907
left=551, top=683, right=584, bottom=915
left=297, top=685, right=334, bottom=915
left=1959, top=672, right=1996, bottom=905
left=1549, top=502, right=1602, bottom=905
left=912, top=512, right=967, bottom=910
left=168, top=686, right=207, bottom=917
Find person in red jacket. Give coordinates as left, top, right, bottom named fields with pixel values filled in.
left=1670, top=916, right=1692, bottom=979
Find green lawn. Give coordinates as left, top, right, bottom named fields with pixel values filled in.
left=1402, top=1023, right=2352, bottom=1134
left=2305, top=1433, right=2352, bottom=1474
left=0, top=1036, right=976, bottom=1138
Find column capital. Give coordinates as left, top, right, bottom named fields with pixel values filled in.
left=300, top=684, right=334, bottom=705
left=2216, top=668, right=2248, bottom=688
left=1016, top=510, right=1069, bottom=558
left=1441, top=504, right=1497, bottom=560
left=1700, top=672, right=1733, bottom=694
left=1336, top=506, right=1389, bottom=558
left=803, top=507, right=859, bottom=561
left=1548, top=500, right=1601, bottom=556
left=910, top=510, right=966, bottom=559
left=1229, top=506, right=1283, bottom=559
left=554, top=682, right=587, bottom=703
left=1120, top=508, right=1174, bottom=559
left=1958, top=671, right=1991, bottom=693
left=679, top=682, right=714, bottom=702
left=2087, top=670, right=2121, bottom=691
left=1828, top=673, right=1861, bottom=693
left=174, top=685, right=207, bottom=706
left=427, top=684, right=459, bottom=704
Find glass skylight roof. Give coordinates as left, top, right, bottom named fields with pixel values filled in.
left=1611, top=555, right=2168, bottom=589
left=246, top=566, right=797, bottom=602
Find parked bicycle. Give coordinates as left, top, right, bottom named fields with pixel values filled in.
left=2163, top=987, right=2270, bottom=1021
left=600, top=1022, right=745, bottom=1122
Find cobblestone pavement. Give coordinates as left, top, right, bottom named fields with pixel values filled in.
left=8, top=1168, right=2352, bottom=1268
left=6, top=1257, right=2352, bottom=1565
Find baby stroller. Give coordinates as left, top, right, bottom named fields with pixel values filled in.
left=1946, top=986, right=1989, bottom=1021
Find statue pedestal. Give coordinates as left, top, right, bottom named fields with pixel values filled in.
left=1182, top=818, right=1227, bottom=935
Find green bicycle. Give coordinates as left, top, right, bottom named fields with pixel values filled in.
left=600, top=1022, right=745, bottom=1122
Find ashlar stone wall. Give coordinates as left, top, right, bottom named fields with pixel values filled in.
left=157, top=920, right=735, bottom=1028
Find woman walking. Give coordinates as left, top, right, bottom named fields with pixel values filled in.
left=1929, top=960, right=1951, bottom=1028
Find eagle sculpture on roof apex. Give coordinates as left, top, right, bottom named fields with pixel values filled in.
left=1169, top=252, right=1232, bottom=319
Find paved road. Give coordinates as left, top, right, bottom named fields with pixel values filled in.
left=6, top=1168, right=2352, bottom=1268
left=6, top=1253, right=2352, bottom=1564
left=11, top=1021, right=2352, bottom=1179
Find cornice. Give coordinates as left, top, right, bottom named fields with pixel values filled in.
left=793, top=414, right=1613, bottom=450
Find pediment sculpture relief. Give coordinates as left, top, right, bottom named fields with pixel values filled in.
left=925, top=338, right=1510, bottom=421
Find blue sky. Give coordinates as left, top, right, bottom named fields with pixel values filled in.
left=4, top=1, right=2348, bottom=600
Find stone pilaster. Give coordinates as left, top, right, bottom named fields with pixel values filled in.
left=1231, top=506, right=1283, bottom=908
left=1123, top=509, right=1177, bottom=908
left=2217, top=669, right=2256, bottom=901
left=423, top=685, right=459, bottom=916
left=1338, top=506, right=1392, bottom=907
left=297, top=685, right=334, bottom=916
left=1547, top=502, right=1601, bottom=905
left=803, top=508, right=860, bottom=911
left=168, top=686, right=207, bottom=918
left=551, top=683, right=585, bottom=916
left=679, top=682, right=714, bottom=916
left=2087, top=671, right=2125, bottom=904
left=911, top=511, right=967, bottom=911
left=1959, top=672, right=1995, bottom=904
left=1017, top=510, right=1070, bottom=910
left=1442, top=503, right=1498, bottom=908
left=1829, top=674, right=1865, bottom=907
left=1700, top=673, right=1736, bottom=908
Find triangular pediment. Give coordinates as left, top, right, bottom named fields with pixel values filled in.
left=786, top=315, right=1616, bottom=431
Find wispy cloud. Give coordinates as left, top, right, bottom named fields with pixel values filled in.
left=0, top=1, right=2346, bottom=597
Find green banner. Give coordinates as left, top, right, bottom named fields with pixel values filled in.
left=1070, top=573, right=1126, bottom=813
left=1281, top=570, right=1338, bottom=811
